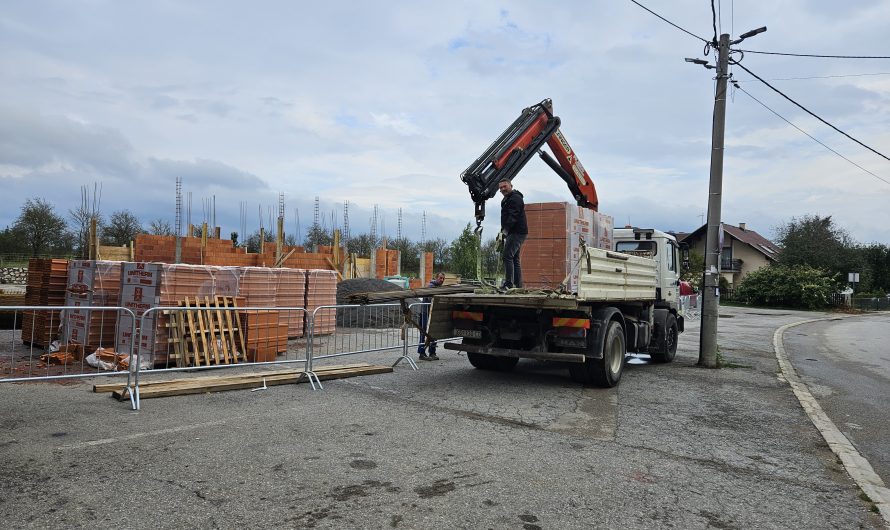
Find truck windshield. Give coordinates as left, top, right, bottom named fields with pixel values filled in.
left=616, top=241, right=657, bottom=256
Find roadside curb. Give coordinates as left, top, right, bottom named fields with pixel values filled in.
left=774, top=316, right=890, bottom=525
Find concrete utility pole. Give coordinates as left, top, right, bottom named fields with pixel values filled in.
left=691, top=26, right=766, bottom=368
left=698, top=33, right=730, bottom=369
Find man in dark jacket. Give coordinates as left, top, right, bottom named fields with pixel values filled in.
left=498, top=178, right=528, bottom=289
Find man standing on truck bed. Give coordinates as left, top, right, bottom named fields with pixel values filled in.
left=499, top=178, right=528, bottom=289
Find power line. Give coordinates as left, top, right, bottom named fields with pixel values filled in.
left=733, top=61, right=890, bottom=164
left=628, top=0, right=709, bottom=43
left=734, top=72, right=890, bottom=82
left=733, top=83, right=890, bottom=187
left=737, top=49, right=890, bottom=59
left=710, top=0, right=718, bottom=44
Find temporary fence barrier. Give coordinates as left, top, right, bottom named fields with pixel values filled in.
left=679, top=294, right=700, bottom=320
left=3, top=302, right=456, bottom=412
left=0, top=304, right=137, bottom=389
left=127, top=306, right=312, bottom=410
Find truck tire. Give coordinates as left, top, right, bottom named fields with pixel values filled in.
left=649, top=313, right=678, bottom=363
left=569, top=320, right=625, bottom=387
left=467, top=352, right=519, bottom=372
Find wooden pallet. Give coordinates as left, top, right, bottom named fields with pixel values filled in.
left=93, top=362, right=393, bottom=400
left=165, top=296, right=248, bottom=367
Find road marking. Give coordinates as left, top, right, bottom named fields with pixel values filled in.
left=57, top=420, right=227, bottom=450
left=774, top=317, right=890, bottom=524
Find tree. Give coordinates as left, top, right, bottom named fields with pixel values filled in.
left=390, top=237, right=419, bottom=276
left=736, top=264, right=836, bottom=309
left=102, top=210, right=144, bottom=246
left=230, top=232, right=239, bottom=247
left=448, top=224, right=479, bottom=279
left=481, top=237, right=500, bottom=278
left=0, top=226, right=25, bottom=255
left=304, top=223, right=332, bottom=249
left=420, top=237, right=449, bottom=272
left=244, top=230, right=274, bottom=253
left=68, top=204, right=104, bottom=259
left=681, top=250, right=705, bottom=290
left=148, top=218, right=174, bottom=236
left=12, top=198, right=71, bottom=256
left=858, top=243, right=890, bottom=294
left=345, top=233, right=377, bottom=256
left=776, top=215, right=856, bottom=281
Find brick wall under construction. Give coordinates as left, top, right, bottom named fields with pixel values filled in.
left=134, top=234, right=343, bottom=271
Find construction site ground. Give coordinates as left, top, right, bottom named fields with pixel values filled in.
left=0, top=305, right=883, bottom=528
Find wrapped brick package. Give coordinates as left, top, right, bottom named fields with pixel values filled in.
left=64, top=260, right=122, bottom=351
left=519, top=202, right=614, bottom=292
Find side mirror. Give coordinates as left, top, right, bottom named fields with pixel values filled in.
left=679, top=243, right=690, bottom=270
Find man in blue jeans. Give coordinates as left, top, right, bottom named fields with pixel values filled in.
left=499, top=178, right=528, bottom=289
left=418, top=272, right=446, bottom=361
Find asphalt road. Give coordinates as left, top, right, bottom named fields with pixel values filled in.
left=783, top=313, right=890, bottom=485
left=0, top=306, right=883, bottom=528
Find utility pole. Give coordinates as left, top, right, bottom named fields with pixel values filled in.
left=688, top=26, right=766, bottom=368
left=698, top=33, right=730, bottom=368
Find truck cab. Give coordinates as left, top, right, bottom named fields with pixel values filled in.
left=613, top=227, right=681, bottom=309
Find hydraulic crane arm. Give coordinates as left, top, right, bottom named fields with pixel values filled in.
left=460, top=99, right=599, bottom=232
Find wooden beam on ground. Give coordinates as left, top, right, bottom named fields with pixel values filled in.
left=92, top=362, right=374, bottom=393
left=106, top=363, right=392, bottom=401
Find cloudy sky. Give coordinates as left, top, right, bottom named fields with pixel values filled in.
left=2, top=1, right=889, bottom=245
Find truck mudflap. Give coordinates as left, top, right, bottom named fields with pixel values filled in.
left=443, top=342, right=586, bottom=364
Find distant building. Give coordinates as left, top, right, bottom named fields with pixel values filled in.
left=679, top=222, right=781, bottom=287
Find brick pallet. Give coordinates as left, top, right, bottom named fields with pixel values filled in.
left=520, top=202, right=614, bottom=292
left=116, top=264, right=240, bottom=365
left=238, top=310, right=288, bottom=362
left=306, top=270, right=337, bottom=335
left=64, top=261, right=122, bottom=351
left=21, top=258, right=69, bottom=347
left=275, top=268, right=307, bottom=338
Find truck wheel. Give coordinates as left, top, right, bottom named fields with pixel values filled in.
left=649, top=314, right=678, bottom=363
left=467, top=352, right=519, bottom=372
left=569, top=320, right=625, bottom=387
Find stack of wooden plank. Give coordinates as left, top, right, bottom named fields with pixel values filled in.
left=64, top=260, right=122, bottom=351
left=306, top=269, right=337, bottom=335
left=21, top=258, right=69, bottom=347
left=95, top=362, right=393, bottom=401
left=167, top=296, right=246, bottom=367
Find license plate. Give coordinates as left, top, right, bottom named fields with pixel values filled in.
left=453, top=328, right=481, bottom=339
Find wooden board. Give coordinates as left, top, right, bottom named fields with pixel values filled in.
left=107, top=364, right=392, bottom=401
left=92, top=362, right=374, bottom=393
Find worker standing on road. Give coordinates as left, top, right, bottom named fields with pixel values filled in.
left=499, top=178, right=528, bottom=289
left=418, top=272, right=446, bottom=361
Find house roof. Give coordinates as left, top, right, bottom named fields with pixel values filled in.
left=681, top=223, right=781, bottom=261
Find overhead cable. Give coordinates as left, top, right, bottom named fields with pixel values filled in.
left=734, top=72, right=890, bottom=82
left=733, top=61, right=890, bottom=164
left=734, top=84, right=890, bottom=187
left=628, top=0, right=709, bottom=43
left=737, top=50, right=890, bottom=59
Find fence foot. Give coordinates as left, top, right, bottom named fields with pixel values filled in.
left=127, top=385, right=140, bottom=411
left=302, top=371, right=323, bottom=390
left=392, top=355, right=418, bottom=370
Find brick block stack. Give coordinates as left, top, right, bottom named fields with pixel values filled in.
left=421, top=252, right=434, bottom=284
left=238, top=310, right=287, bottom=362
left=21, top=259, right=69, bottom=347
left=375, top=248, right=400, bottom=278
left=64, top=260, right=122, bottom=351
left=306, top=270, right=337, bottom=335
left=116, top=264, right=240, bottom=363
left=275, top=268, right=307, bottom=338
left=520, top=203, right=614, bottom=292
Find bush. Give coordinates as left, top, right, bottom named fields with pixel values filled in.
left=736, top=265, right=837, bottom=310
